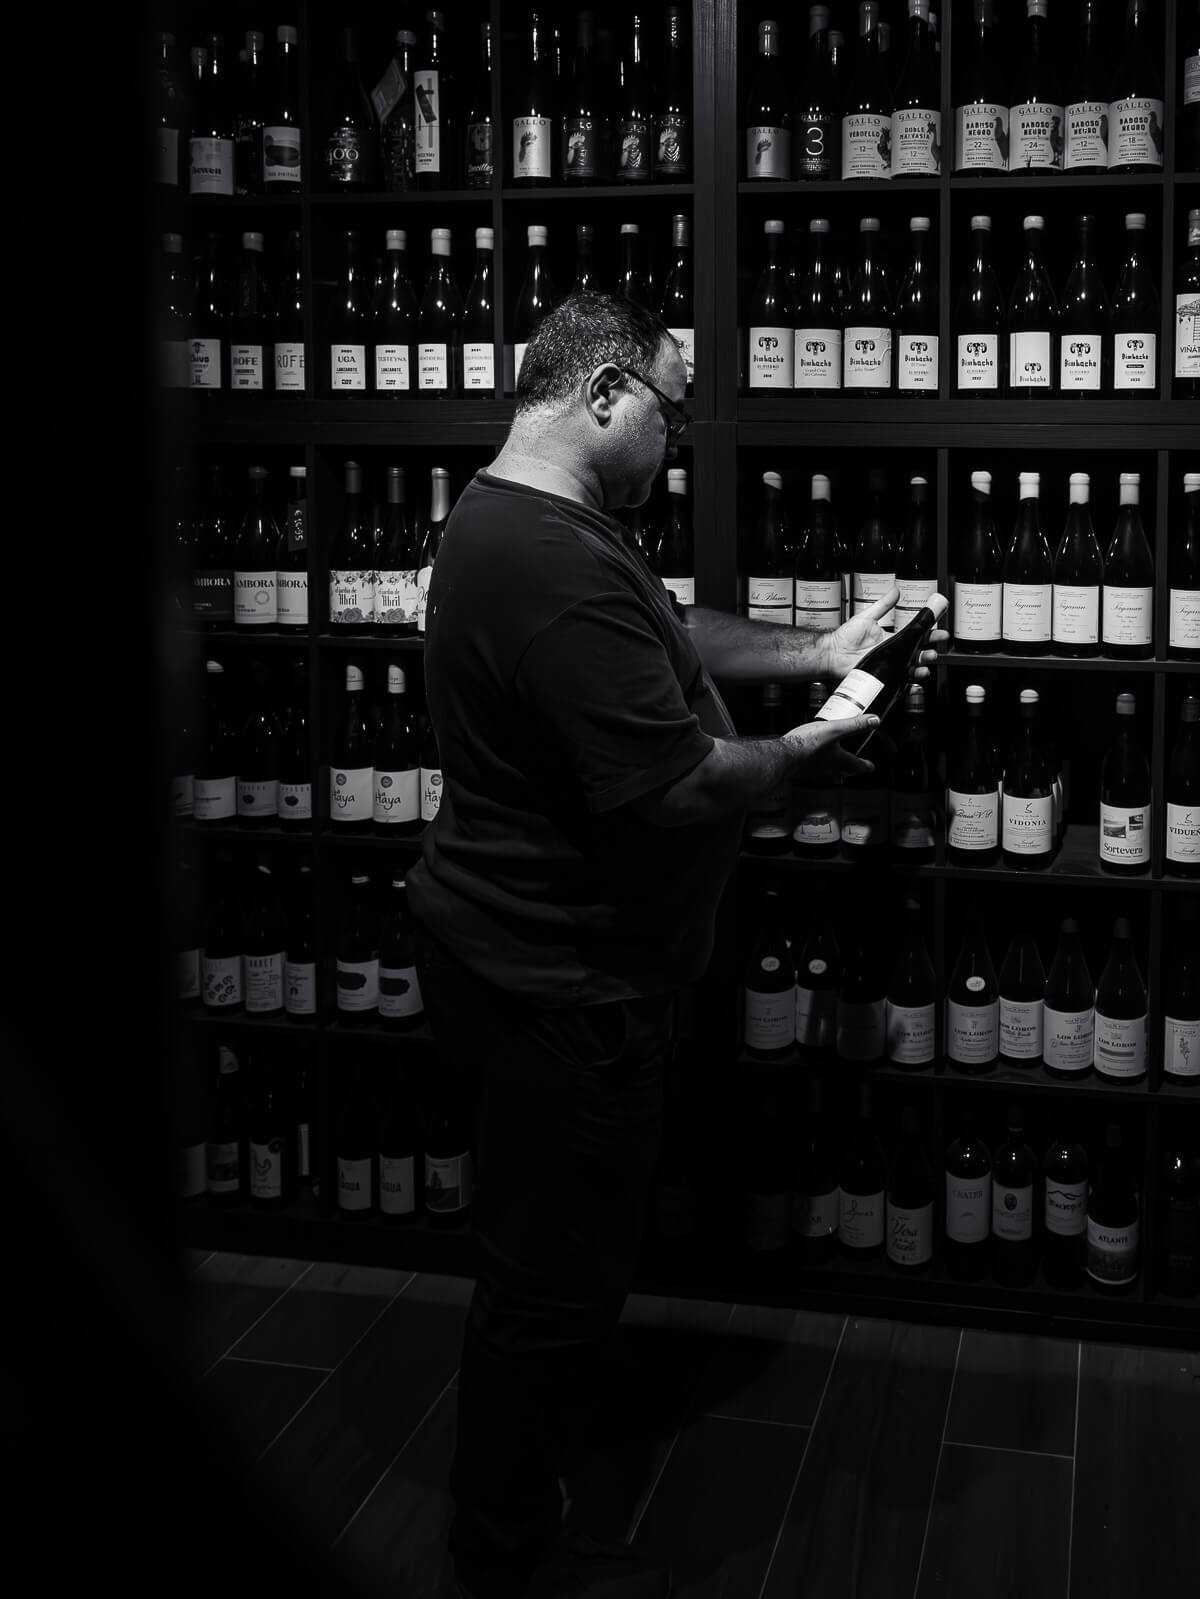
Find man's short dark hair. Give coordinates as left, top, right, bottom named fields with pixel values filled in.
left=515, top=291, right=675, bottom=413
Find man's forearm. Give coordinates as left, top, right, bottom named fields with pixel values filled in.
left=632, top=734, right=803, bottom=828
left=682, top=605, right=833, bottom=684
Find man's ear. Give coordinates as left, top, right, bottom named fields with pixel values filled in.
left=586, top=363, right=621, bottom=425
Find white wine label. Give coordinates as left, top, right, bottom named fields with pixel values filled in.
left=237, top=776, right=278, bottom=822
left=250, top=1138, right=284, bottom=1201
left=1052, top=583, right=1099, bottom=644
left=426, top=1151, right=473, bottom=1212
left=1086, top=1216, right=1139, bottom=1285
left=1187, top=53, right=1200, bottom=105
left=330, top=343, right=367, bottom=390
left=1042, top=1005, right=1094, bottom=1071
left=1009, top=331, right=1053, bottom=389
left=1177, top=295, right=1200, bottom=378
left=795, top=983, right=837, bottom=1049
left=946, top=1173, right=992, bottom=1243
left=416, top=563, right=433, bottom=633
left=898, top=334, right=939, bottom=392
left=201, top=952, right=242, bottom=1009
left=745, top=989, right=795, bottom=1052
left=418, top=343, right=450, bottom=391
left=379, top=1154, right=417, bottom=1215
left=230, top=343, right=265, bottom=390
left=955, top=103, right=1007, bottom=171
left=746, top=576, right=791, bottom=620
left=1009, top=102, right=1064, bottom=171
left=886, top=1001, right=936, bottom=1065
left=191, top=336, right=222, bottom=389
left=836, top=997, right=886, bottom=1061
left=1002, top=793, right=1053, bottom=855
left=207, top=1141, right=241, bottom=1195
left=792, top=791, right=840, bottom=847
left=815, top=666, right=886, bottom=720
left=891, top=108, right=941, bottom=176
left=331, top=764, right=373, bottom=823
left=1099, top=803, right=1151, bottom=867
left=513, top=116, right=552, bottom=180
left=886, top=1201, right=933, bottom=1267
left=463, top=342, right=495, bottom=391
left=1113, top=333, right=1156, bottom=390
left=421, top=765, right=442, bottom=821
left=844, top=326, right=893, bottom=390
left=1002, top=582, right=1052, bottom=643
left=841, top=114, right=891, bottom=179
left=277, top=781, right=312, bottom=822
left=193, top=774, right=236, bottom=822
left=329, top=569, right=374, bottom=625
left=850, top=572, right=897, bottom=626
left=1045, top=1177, right=1088, bottom=1237
left=1167, top=803, right=1200, bottom=865
left=895, top=578, right=938, bottom=626
left=838, top=1188, right=885, bottom=1249
left=1102, top=585, right=1153, bottom=647
left=795, top=327, right=842, bottom=390
left=957, top=334, right=1000, bottom=389
left=1108, top=98, right=1164, bottom=169
left=276, top=572, right=308, bottom=627
left=234, top=570, right=277, bottom=626
left=794, top=578, right=844, bottom=630
left=275, top=340, right=305, bottom=391
left=1059, top=334, right=1103, bottom=391
left=953, top=580, right=1002, bottom=640
left=667, top=327, right=695, bottom=384
left=376, top=568, right=420, bottom=629
left=245, top=952, right=284, bottom=1013
left=414, top=69, right=442, bottom=174
left=1094, top=1010, right=1148, bottom=1078
left=792, top=1187, right=839, bottom=1239
left=189, top=135, right=235, bottom=196
left=337, top=1155, right=372, bottom=1211
left=1170, top=589, right=1200, bottom=648
left=375, top=344, right=411, bottom=392
left=745, top=1191, right=790, bottom=1253
left=1064, top=101, right=1109, bottom=170
left=946, top=998, right=998, bottom=1065
left=662, top=576, right=695, bottom=607
left=840, top=789, right=890, bottom=848
left=992, top=1181, right=1034, bottom=1241
left=946, top=788, right=999, bottom=852
left=1000, top=996, right=1043, bottom=1060
left=176, top=947, right=200, bottom=1001
left=746, top=125, right=791, bottom=179
left=374, top=767, right=420, bottom=827
left=380, top=963, right=423, bottom=1019
left=336, top=955, right=379, bottom=1014
left=1165, top=1016, right=1200, bottom=1078
left=748, top=326, right=794, bottom=388
left=285, top=959, right=316, bottom=1016
left=263, top=123, right=302, bottom=187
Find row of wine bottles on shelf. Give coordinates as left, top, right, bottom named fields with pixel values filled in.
left=743, top=0, right=1197, bottom=181
left=741, top=890, right=1199, bottom=1082
left=743, top=208, right=1200, bottom=395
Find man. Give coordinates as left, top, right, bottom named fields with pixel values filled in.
left=407, top=291, right=943, bottom=1599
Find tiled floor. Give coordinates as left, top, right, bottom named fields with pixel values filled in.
left=165, top=1249, right=1198, bottom=1599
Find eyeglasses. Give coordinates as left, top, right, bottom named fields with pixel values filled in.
left=616, top=366, right=692, bottom=443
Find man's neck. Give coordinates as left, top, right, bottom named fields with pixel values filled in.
left=487, top=425, right=603, bottom=510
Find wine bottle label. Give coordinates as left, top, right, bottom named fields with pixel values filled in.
left=277, top=779, right=311, bottom=822
left=380, top=962, right=423, bottom=1019
left=745, top=987, right=795, bottom=1052
left=838, top=1188, right=885, bottom=1249
left=794, top=578, right=843, bottom=629
left=277, top=572, right=309, bottom=627
left=952, top=580, right=1002, bottom=640
left=177, top=946, right=200, bottom=1001
left=946, top=1172, right=991, bottom=1244
left=1064, top=102, right=1108, bottom=170
left=795, top=327, right=842, bottom=390
left=463, top=342, right=495, bottom=391
left=946, top=997, right=998, bottom=1064
left=263, top=124, right=302, bottom=187
left=1187, top=53, right=1200, bottom=105
left=414, top=70, right=441, bottom=174
left=745, top=1190, right=790, bottom=1253
left=193, top=774, right=236, bottom=822
left=666, top=328, right=695, bottom=385
left=1099, top=803, right=1151, bottom=867
left=746, top=125, right=791, bottom=179
left=1046, top=1178, right=1088, bottom=1237
left=466, top=122, right=494, bottom=185
left=189, top=136, right=235, bottom=196
left=421, top=765, right=442, bottom=821
left=330, top=343, right=367, bottom=390
left=895, top=577, right=938, bottom=628
left=897, top=334, right=939, bottom=392
left=841, top=788, right=889, bottom=848
left=329, top=570, right=374, bottom=625
left=841, top=114, right=891, bottom=180
left=1009, top=331, right=1052, bottom=389
left=202, top=952, right=242, bottom=1009
left=230, top=342, right=265, bottom=390
left=850, top=573, right=896, bottom=625
left=885, top=1001, right=936, bottom=1065
left=375, top=344, right=411, bottom=392
left=250, top=1138, right=284, bottom=1200
left=172, top=773, right=194, bottom=818
left=191, top=336, right=222, bottom=390
left=325, top=123, right=373, bottom=185
left=1086, top=1216, right=1139, bottom=1285
left=285, top=958, right=316, bottom=1015
left=375, top=569, right=420, bottom=628
left=380, top=1154, right=417, bottom=1215
left=617, top=117, right=652, bottom=179
left=844, top=327, right=893, bottom=390
left=275, top=340, right=305, bottom=391
left=563, top=117, right=597, bottom=178
left=662, top=576, right=695, bottom=606
left=946, top=788, right=999, bottom=851
left=418, top=343, right=450, bottom=391
left=374, top=767, right=420, bottom=827
left=207, top=1141, right=241, bottom=1195
left=331, top=764, right=373, bottom=822
left=792, top=796, right=840, bottom=849
left=1000, top=996, right=1043, bottom=1060
left=426, top=1151, right=473, bottom=1212
left=1042, top=1004, right=1094, bottom=1071
left=1009, top=102, right=1064, bottom=171
left=156, top=127, right=179, bottom=187
left=1167, top=803, right=1200, bottom=864
left=956, top=334, right=999, bottom=390
left=955, top=104, right=1007, bottom=171
left=1002, top=582, right=1052, bottom=644
left=836, top=998, right=886, bottom=1062
left=1165, top=1016, right=1200, bottom=1078
left=416, top=564, right=433, bottom=633
left=891, top=108, right=941, bottom=176
left=1178, top=296, right=1200, bottom=378
left=1060, top=334, right=1103, bottom=391
left=1170, top=588, right=1200, bottom=649
left=748, top=326, right=794, bottom=389
left=1002, top=793, right=1053, bottom=855
left=337, top=1155, right=372, bottom=1211
left=792, top=1187, right=839, bottom=1239
left=886, top=1201, right=933, bottom=1267
left=1113, top=333, right=1157, bottom=390
left=1109, top=98, right=1164, bottom=169
left=1094, top=1010, right=1148, bottom=1078
left=817, top=667, right=886, bottom=720
left=891, top=796, right=936, bottom=852
left=513, top=116, right=552, bottom=180
left=746, top=576, right=791, bottom=620
left=993, top=1181, right=1033, bottom=1241
left=234, top=570, right=276, bottom=626
left=796, top=114, right=836, bottom=178
left=795, top=983, right=837, bottom=1049
left=337, top=955, right=379, bottom=1013
left=1101, top=585, right=1153, bottom=647
left=237, top=777, right=278, bottom=822
left=1052, top=583, right=1099, bottom=643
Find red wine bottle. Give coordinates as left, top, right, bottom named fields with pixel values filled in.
left=1009, top=0, right=1063, bottom=174
left=792, top=1076, right=839, bottom=1265
left=273, top=229, right=305, bottom=394
left=660, top=215, right=694, bottom=393
left=742, top=886, right=796, bottom=1056
left=794, top=908, right=840, bottom=1052
left=946, top=912, right=999, bottom=1073
left=885, top=1105, right=935, bottom=1270
left=336, top=1061, right=378, bottom=1215
left=1042, top=1127, right=1089, bottom=1289
left=615, top=11, right=652, bottom=183
left=276, top=659, right=310, bottom=831
left=378, top=1067, right=423, bottom=1223
left=1093, top=918, right=1149, bottom=1083
left=792, top=6, right=837, bottom=180
left=1174, top=211, right=1200, bottom=399
left=1063, top=0, right=1109, bottom=172
left=836, top=926, right=888, bottom=1065
left=814, top=593, right=948, bottom=754
left=323, top=25, right=379, bottom=190
left=991, top=1106, right=1037, bottom=1287
left=653, top=7, right=692, bottom=181
left=188, top=36, right=235, bottom=197
left=236, top=660, right=280, bottom=827
left=561, top=10, right=600, bottom=183
left=328, top=459, right=374, bottom=632
left=1107, top=0, right=1164, bottom=174
left=890, top=0, right=940, bottom=177
left=1042, top=918, right=1095, bottom=1080
left=511, top=6, right=556, bottom=185
left=885, top=897, right=937, bottom=1069
left=841, top=1, right=892, bottom=180
left=955, top=0, right=1008, bottom=173
left=336, top=874, right=380, bottom=1026
left=329, top=664, right=373, bottom=832
left=375, top=466, right=419, bottom=635
left=1086, top=1122, right=1140, bottom=1291
left=1099, top=692, right=1151, bottom=873
left=373, top=664, right=421, bottom=837
left=944, top=1109, right=992, bottom=1280
left=243, top=856, right=285, bottom=1017
left=379, top=878, right=425, bottom=1032
left=744, top=18, right=791, bottom=179
left=837, top=1081, right=887, bottom=1260
left=262, top=24, right=302, bottom=192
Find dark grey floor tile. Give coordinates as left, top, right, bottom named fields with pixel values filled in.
left=179, top=1253, right=312, bottom=1375
left=202, top=1355, right=329, bottom=1462
left=232, top=1262, right=415, bottom=1369
left=915, top=1444, right=1072, bottom=1599
left=692, top=1304, right=845, bottom=1427
left=1071, top=1342, right=1200, bottom=1599
left=761, top=1317, right=961, bottom=1599
left=945, top=1328, right=1079, bottom=1457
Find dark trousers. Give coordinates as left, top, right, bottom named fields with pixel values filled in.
left=415, top=929, right=673, bottom=1599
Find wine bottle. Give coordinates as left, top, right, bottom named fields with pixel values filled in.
left=836, top=927, right=888, bottom=1065
left=894, top=218, right=939, bottom=395
left=229, top=232, right=269, bottom=392
left=885, top=1106, right=935, bottom=1269
left=276, top=659, right=310, bottom=830
left=192, top=461, right=237, bottom=630
left=207, top=1044, right=247, bottom=1203
left=379, top=877, right=424, bottom=1032
left=744, top=686, right=794, bottom=855
left=998, top=931, right=1046, bottom=1067
left=155, top=233, right=191, bottom=391
left=839, top=726, right=893, bottom=853
left=946, top=683, right=1000, bottom=865
left=615, top=221, right=650, bottom=309
left=173, top=850, right=201, bottom=1000
left=336, top=873, right=380, bottom=1025
left=425, top=1089, right=475, bottom=1228
left=744, top=18, right=791, bottom=179
left=284, top=859, right=317, bottom=1018
left=991, top=1106, right=1037, bottom=1287
left=1093, top=918, right=1149, bottom=1082
left=1174, top=211, right=1200, bottom=399
left=328, top=460, right=374, bottom=633
left=1185, top=15, right=1200, bottom=173
left=955, top=0, right=1008, bottom=173
left=151, top=31, right=185, bottom=190
left=654, top=7, right=692, bottom=181
left=336, top=1061, right=378, bottom=1215
left=375, top=467, right=419, bottom=635
left=511, top=225, right=557, bottom=393
left=1164, top=899, right=1200, bottom=1083
left=243, top=856, right=285, bottom=1017
left=1001, top=687, right=1055, bottom=867
left=1009, top=0, right=1064, bottom=173
left=1003, top=471, right=1053, bottom=653
left=462, top=21, right=494, bottom=189
left=201, top=855, right=243, bottom=1013
left=188, top=37, right=235, bottom=198
left=191, top=232, right=228, bottom=393
left=955, top=215, right=1004, bottom=394
left=1007, top=215, right=1058, bottom=397
left=247, top=1049, right=295, bottom=1210
left=1052, top=471, right=1102, bottom=655
left=414, top=11, right=453, bottom=190
left=379, top=1068, right=422, bottom=1223
left=232, top=465, right=279, bottom=631
left=236, top=660, right=280, bottom=827
left=512, top=7, right=556, bottom=185
left=233, top=29, right=266, bottom=196
left=895, top=476, right=936, bottom=629
left=891, top=0, right=940, bottom=177
left=889, top=686, right=936, bottom=863
left=420, top=713, right=443, bottom=824
left=745, top=471, right=792, bottom=622
left=1102, top=471, right=1154, bottom=658
left=886, top=898, right=937, bottom=1069
left=815, top=592, right=948, bottom=752
left=324, top=26, right=378, bottom=190
left=572, top=224, right=596, bottom=294
left=1159, top=1139, right=1200, bottom=1296
left=1058, top=216, right=1110, bottom=394
left=259, top=24, right=301, bottom=193
left=1166, top=694, right=1200, bottom=876
left=850, top=468, right=897, bottom=627
left=793, top=5, right=837, bottom=180
left=786, top=685, right=839, bottom=862
left=276, top=465, right=308, bottom=635
left=329, top=229, right=369, bottom=396
left=1042, top=1127, right=1089, bottom=1289
left=1086, top=1122, right=1140, bottom=1290
left=660, top=215, right=694, bottom=394
left=792, top=1076, right=839, bottom=1264
left=841, top=1, right=892, bottom=180
left=459, top=227, right=497, bottom=395
left=837, top=1081, right=887, bottom=1259
left=946, top=912, right=1000, bottom=1073
left=375, top=27, right=418, bottom=192
left=743, top=887, right=796, bottom=1056
left=416, top=466, right=451, bottom=636
left=372, top=229, right=418, bottom=396
left=330, top=664, right=373, bottom=832
left=793, top=219, right=843, bottom=393
left=372, top=663, right=422, bottom=838
left=944, top=1110, right=992, bottom=1280
left=792, top=474, right=842, bottom=631
left=1040, top=918, right=1095, bottom=1079
left=652, top=467, right=694, bottom=607
left=273, top=230, right=305, bottom=394
left=1099, top=692, right=1152, bottom=873
left=1108, top=0, right=1164, bottom=173
left=747, top=219, right=794, bottom=389
left=416, top=227, right=463, bottom=396
left=794, top=908, right=840, bottom=1051
left=614, top=11, right=653, bottom=183
left=193, top=659, right=237, bottom=825
left=843, top=217, right=893, bottom=394
left=1111, top=214, right=1160, bottom=394
left=1063, top=0, right=1110, bottom=172
left=562, top=10, right=599, bottom=182
left=953, top=470, right=1003, bottom=649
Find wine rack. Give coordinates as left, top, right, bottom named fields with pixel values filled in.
left=153, top=0, right=1199, bottom=1345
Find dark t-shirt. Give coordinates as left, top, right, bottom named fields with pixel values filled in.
left=405, top=470, right=742, bottom=1005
